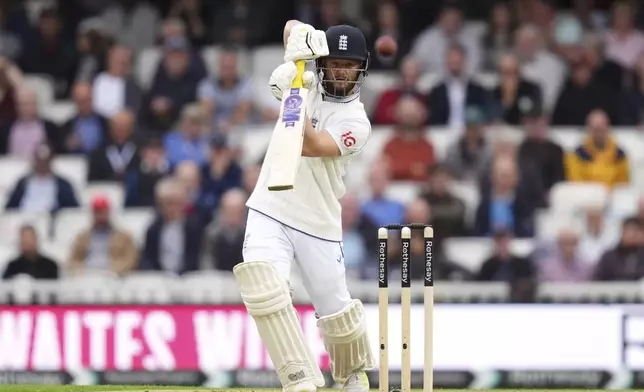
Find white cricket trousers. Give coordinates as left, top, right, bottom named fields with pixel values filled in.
left=242, top=209, right=352, bottom=317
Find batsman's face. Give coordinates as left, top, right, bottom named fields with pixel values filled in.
left=323, top=58, right=362, bottom=95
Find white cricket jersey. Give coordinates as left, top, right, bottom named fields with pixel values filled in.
left=246, top=84, right=371, bottom=241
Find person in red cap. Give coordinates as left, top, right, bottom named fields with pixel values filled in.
left=68, top=194, right=138, bottom=275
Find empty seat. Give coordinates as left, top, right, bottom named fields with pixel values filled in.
left=24, top=75, right=55, bottom=106
left=116, top=208, right=156, bottom=245
left=549, top=182, right=609, bottom=213
left=53, top=208, right=91, bottom=245
left=444, top=237, right=493, bottom=272
left=58, top=271, right=120, bottom=303
left=180, top=270, right=239, bottom=303
left=40, top=101, right=77, bottom=125
left=82, top=182, right=125, bottom=210
left=449, top=181, right=480, bottom=226
left=40, top=240, right=71, bottom=267
left=535, top=209, right=581, bottom=240
left=0, top=244, right=15, bottom=275
left=417, top=72, right=440, bottom=93
left=52, top=156, right=88, bottom=193
left=239, top=126, right=272, bottom=166
left=0, top=157, right=29, bottom=194
left=118, top=272, right=178, bottom=304
left=610, top=185, right=639, bottom=219
left=251, top=45, right=285, bottom=77
left=0, top=211, right=50, bottom=245
left=135, top=47, right=162, bottom=89
left=385, top=181, right=421, bottom=205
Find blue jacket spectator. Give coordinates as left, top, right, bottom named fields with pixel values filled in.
left=200, top=134, right=243, bottom=212
left=163, top=103, right=209, bottom=168
left=5, top=144, right=79, bottom=213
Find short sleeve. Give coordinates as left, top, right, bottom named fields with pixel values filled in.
left=325, top=116, right=371, bottom=156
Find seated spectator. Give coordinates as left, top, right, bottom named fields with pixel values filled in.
left=175, top=160, right=209, bottom=223
left=340, top=194, right=370, bottom=278
left=201, top=133, right=243, bottom=212
left=62, top=82, right=108, bottom=154
left=552, top=55, right=617, bottom=125
left=482, top=2, right=516, bottom=71
left=477, top=229, right=534, bottom=281
left=100, top=0, right=159, bottom=53
left=514, top=24, right=565, bottom=112
left=92, top=44, right=141, bottom=118
left=382, top=96, right=434, bottom=181
left=74, top=18, right=113, bottom=82
left=361, top=162, right=405, bottom=227
left=166, top=3, right=210, bottom=48
left=517, top=103, right=565, bottom=193
left=539, top=227, right=592, bottom=282
left=475, top=156, right=537, bottom=237
left=579, top=205, right=620, bottom=265
left=565, top=109, right=629, bottom=188
left=493, top=54, right=542, bottom=125
left=140, top=178, right=203, bottom=274
left=4, top=88, right=60, bottom=157
left=373, top=57, right=425, bottom=125
left=88, top=110, right=139, bottom=182
left=367, top=1, right=407, bottom=70
left=158, top=18, right=208, bottom=79
left=197, top=47, right=253, bottom=130
left=405, top=198, right=468, bottom=280
left=5, top=144, right=79, bottom=213
left=163, top=103, right=209, bottom=168
left=211, top=0, right=271, bottom=46
left=411, top=4, right=482, bottom=74
left=242, top=163, right=260, bottom=196
left=2, top=225, right=58, bottom=280
left=428, top=43, right=491, bottom=127
left=603, top=1, right=644, bottom=71
left=444, top=106, right=491, bottom=181
left=141, top=36, right=201, bottom=134
left=203, top=188, right=247, bottom=271
left=18, top=8, right=76, bottom=98
left=68, top=195, right=138, bottom=276
left=594, top=217, right=644, bottom=280
left=0, top=57, right=23, bottom=125
left=125, top=138, right=169, bottom=208
left=419, top=164, right=467, bottom=237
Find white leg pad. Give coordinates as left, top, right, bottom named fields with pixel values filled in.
left=316, top=299, right=375, bottom=383
left=233, top=261, right=324, bottom=388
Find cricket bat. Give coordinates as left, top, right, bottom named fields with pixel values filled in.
left=267, top=60, right=308, bottom=191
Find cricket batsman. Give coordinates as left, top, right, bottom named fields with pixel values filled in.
left=232, top=20, right=374, bottom=392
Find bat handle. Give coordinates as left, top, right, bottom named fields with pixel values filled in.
left=291, top=60, right=306, bottom=89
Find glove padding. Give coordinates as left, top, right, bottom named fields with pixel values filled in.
left=269, top=61, right=316, bottom=101
left=284, top=23, right=329, bottom=62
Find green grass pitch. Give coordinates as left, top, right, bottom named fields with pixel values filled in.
left=0, top=387, right=636, bottom=392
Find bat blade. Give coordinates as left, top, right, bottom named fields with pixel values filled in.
left=267, top=60, right=308, bottom=192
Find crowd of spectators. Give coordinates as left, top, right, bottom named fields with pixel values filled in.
left=2, top=0, right=644, bottom=295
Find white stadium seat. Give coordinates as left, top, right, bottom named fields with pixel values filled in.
left=53, top=208, right=91, bottom=245
left=0, top=244, right=15, bottom=276
left=135, top=47, right=162, bottom=89
left=251, top=45, right=285, bottom=78
left=0, top=157, right=29, bottom=194
left=0, top=211, right=50, bottom=245
left=115, top=208, right=156, bottom=245
left=24, top=74, right=55, bottom=106
left=40, top=100, right=77, bottom=124
left=52, top=156, right=88, bottom=194
left=58, top=271, right=120, bottom=303
left=549, top=182, right=609, bottom=213
left=385, top=181, right=421, bottom=205
left=444, top=237, right=493, bottom=272
left=118, top=272, right=178, bottom=304
left=610, top=185, right=639, bottom=219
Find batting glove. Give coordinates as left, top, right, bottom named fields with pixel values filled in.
left=269, top=61, right=316, bottom=101
left=284, top=23, right=329, bottom=62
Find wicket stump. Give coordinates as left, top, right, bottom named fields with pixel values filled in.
left=378, top=224, right=434, bottom=392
